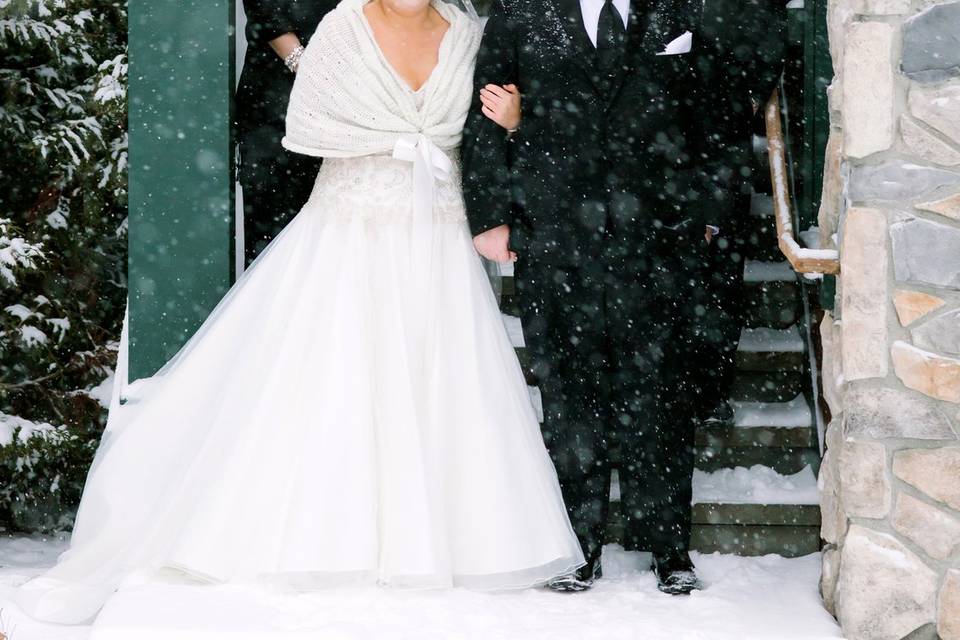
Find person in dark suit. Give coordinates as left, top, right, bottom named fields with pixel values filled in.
left=236, top=0, right=338, bottom=266
left=461, top=0, right=785, bottom=594
left=689, top=0, right=787, bottom=427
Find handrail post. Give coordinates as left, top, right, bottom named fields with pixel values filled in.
left=764, top=89, right=841, bottom=276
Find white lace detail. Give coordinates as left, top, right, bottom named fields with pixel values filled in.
left=304, top=151, right=467, bottom=225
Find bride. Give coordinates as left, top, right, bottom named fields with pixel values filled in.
left=5, top=0, right=585, bottom=625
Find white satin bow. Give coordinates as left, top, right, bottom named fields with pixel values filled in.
left=391, top=133, right=452, bottom=377
left=392, top=133, right=452, bottom=287
left=392, top=133, right=453, bottom=241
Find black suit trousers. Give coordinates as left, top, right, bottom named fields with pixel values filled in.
left=704, top=190, right=751, bottom=412
left=515, top=231, right=741, bottom=562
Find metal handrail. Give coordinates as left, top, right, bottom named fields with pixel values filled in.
left=764, top=89, right=840, bottom=275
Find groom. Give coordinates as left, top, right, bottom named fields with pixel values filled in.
left=462, top=0, right=785, bottom=593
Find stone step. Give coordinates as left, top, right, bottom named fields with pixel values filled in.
left=695, top=400, right=818, bottom=476
left=753, top=135, right=769, bottom=161
left=696, top=394, right=817, bottom=473
left=690, top=524, right=821, bottom=557
left=606, top=517, right=821, bottom=556
left=744, top=259, right=796, bottom=284
left=736, top=326, right=806, bottom=372
left=751, top=137, right=774, bottom=195
left=696, top=446, right=821, bottom=475
left=528, top=389, right=818, bottom=474
left=529, top=389, right=817, bottom=473
left=605, top=442, right=818, bottom=475
left=608, top=465, right=820, bottom=510
left=690, top=465, right=821, bottom=556
left=731, top=393, right=814, bottom=428
left=505, top=316, right=807, bottom=374
left=730, top=370, right=807, bottom=403
left=528, top=387, right=816, bottom=433
left=691, top=464, right=820, bottom=506
left=499, top=251, right=794, bottom=287
left=742, top=192, right=785, bottom=261
left=500, top=260, right=801, bottom=329
left=750, top=192, right=775, bottom=218
left=606, top=464, right=822, bottom=557
left=501, top=286, right=800, bottom=330
left=604, top=517, right=820, bottom=557
left=697, top=394, right=814, bottom=448
left=743, top=298, right=803, bottom=329
left=692, top=503, right=821, bottom=527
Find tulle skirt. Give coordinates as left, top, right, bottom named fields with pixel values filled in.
left=4, top=199, right=585, bottom=624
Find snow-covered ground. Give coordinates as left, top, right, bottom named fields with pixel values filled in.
left=0, top=535, right=840, bottom=640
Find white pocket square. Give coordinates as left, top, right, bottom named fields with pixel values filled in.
left=656, top=30, right=693, bottom=56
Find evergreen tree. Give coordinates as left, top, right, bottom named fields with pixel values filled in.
left=0, top=0, right=127, bottom=531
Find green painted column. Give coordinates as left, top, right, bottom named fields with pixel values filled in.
left=128, top=0, right=235, bottom=380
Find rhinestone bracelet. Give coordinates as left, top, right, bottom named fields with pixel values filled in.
left=284, top=45, right=305, bottom=73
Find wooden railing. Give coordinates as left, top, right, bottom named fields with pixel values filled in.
left=764, top=89, right=840, bottom=275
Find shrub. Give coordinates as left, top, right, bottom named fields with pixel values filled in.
left=0, top=0, right=127, bottom=532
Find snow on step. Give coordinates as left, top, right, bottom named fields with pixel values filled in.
left=752, top=135, right=768, bottom=155
left=743, top=260, right=795, bottom=283
left=502, top=313, right=525, bottom=347
left=750, top=192, right=774, bottom=217
left=731, top=394, right=812, bottom=429
left=739, top=326, right=805, bottom=353
left=692, top=465, right=819, bottom=505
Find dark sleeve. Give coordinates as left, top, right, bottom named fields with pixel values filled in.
left=702, top=0, right=788, bottom=108
left=686, top=0, right=787, bottom=231
left=741, top=0, right=788, bottom=105
left=243, top=0, right=297, bottom=43
left=460, top=0, right=520, bottom=236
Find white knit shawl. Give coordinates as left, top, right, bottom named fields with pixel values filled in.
left=282, top=0, right=483, bottom=158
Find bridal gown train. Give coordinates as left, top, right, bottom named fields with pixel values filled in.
left=6, top=0, right=584, bottom=624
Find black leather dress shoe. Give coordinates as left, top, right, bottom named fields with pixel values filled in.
left=651, top=549, right=702, bottom=595
left=546, top=557, right=602, bottom=592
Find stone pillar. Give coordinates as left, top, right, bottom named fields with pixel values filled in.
left=819, top=1, right=960, bottom=639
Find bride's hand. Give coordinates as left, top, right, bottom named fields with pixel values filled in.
left=480, top=84, right=521, bottom=132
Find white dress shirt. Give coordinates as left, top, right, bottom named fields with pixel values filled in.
left=579, top=0, right=631, bottom=48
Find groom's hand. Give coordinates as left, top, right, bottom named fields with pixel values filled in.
left=473, top=224, right=517, bottom=263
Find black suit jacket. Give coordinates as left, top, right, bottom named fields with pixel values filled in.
left=461, top=0, right=786, bottom=265
left=688, top=0, right=787, bottom=235
left=235, top=0, right=338, bottom=142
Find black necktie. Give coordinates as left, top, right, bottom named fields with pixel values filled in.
left=596, top=0, right=627, bottom=74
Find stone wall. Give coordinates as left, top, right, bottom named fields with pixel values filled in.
left=817, top=1, right=960, bottom=639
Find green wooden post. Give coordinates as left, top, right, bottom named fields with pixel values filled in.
left=128, top=0, right=236, bottom=380
left=800, top=0, right=833, bottom=232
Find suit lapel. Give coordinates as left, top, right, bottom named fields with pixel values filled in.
left=604, top=0, right=701, bottom=107
left=556, top=0, right=602, bottom=92
left=552, top=0, right=700, bottom=105
left=641, top=0, right=700, bottom=53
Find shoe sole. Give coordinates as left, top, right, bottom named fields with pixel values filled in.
left=656, top=583, right=701, bottom=596
left=546, top=580, right=594, bottom=593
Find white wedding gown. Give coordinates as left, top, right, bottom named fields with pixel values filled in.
left=5, top=0, right=584, bottom=625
